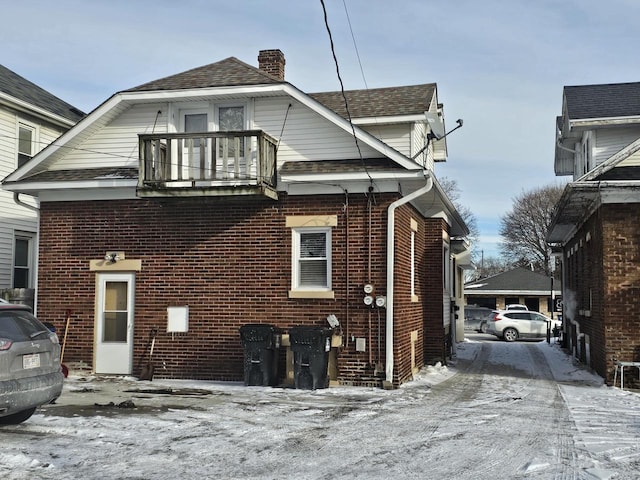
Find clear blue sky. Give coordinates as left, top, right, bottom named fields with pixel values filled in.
left=4, top=0, right=639, bottom=257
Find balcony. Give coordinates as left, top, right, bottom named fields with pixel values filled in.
left=137, top=130, right=278, bottom=199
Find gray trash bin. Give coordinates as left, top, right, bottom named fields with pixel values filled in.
left=289, top=326, right=332, bottom=390
left=239, top=324, right=281, bottom=386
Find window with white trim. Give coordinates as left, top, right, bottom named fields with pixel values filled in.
left=292, top=227, right=331, bottom=291
left=443, top=242, right=451, bottom=293
left=13, top=233, right=34, bottom=288
left=17, top=122, right=37, bottom=168
left=410, top=218, right=418, bottom=301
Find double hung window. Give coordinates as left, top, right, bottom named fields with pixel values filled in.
left=287, top=215, right=336, bottom=299
left=293, top=228, right=331, bottom=290
left=13, top=234, right=34, bottom=288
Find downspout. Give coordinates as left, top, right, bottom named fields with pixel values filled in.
left=13, top=193, right=40, bottom=313
left=13, top=193, right=39, bottom=213
left=385, top=175, right=433, bottom=387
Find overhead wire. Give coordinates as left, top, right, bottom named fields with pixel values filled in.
left=319, top=0, right=373, bottom=185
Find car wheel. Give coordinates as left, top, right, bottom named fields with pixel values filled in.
left=480, top=322, right=488, bottom=334
left=503, top=328, right=518, bottom=342
left=0, top=408, right=37, bottom=425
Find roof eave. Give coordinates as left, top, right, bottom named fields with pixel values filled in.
left=0, top=91, right=77, bottom=128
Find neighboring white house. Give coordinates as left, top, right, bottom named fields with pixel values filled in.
left=0, top=65, right=84, bottom=302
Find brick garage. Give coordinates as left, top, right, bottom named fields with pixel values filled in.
left=37, top=192, right=446, bottom=387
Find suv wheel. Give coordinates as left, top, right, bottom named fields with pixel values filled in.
left=480, top=322, right=488, bottom=334
left=503, top=328, right=518, bottom=342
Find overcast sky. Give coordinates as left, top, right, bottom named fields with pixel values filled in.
left=4, top=0, right=639, bottom=257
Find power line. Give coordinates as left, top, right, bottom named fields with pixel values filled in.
left=319, top=0, right=372, bottom=185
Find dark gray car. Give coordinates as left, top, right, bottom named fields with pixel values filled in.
left=0, top=303, right=64, bottom=424
left=464, top=306, right=494, bottom=333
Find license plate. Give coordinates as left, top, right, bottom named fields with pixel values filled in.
left=23, top=353, right=40, bottom=369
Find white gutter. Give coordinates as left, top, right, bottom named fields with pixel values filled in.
left=385, top=175, right=433, bottom=386
left=13, top=193, right=39, bottom=213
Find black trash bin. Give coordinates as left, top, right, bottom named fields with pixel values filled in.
left=239, top=324, right=281, bottom=386
left=288, top=326, right=332, bottom=390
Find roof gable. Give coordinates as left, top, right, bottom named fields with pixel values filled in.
left=0, top=64, right=84, bottom=123
left=125, top=57, right=285, bottom=92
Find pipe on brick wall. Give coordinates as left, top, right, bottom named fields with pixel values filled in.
left=384, top=175, right=433, bottom=387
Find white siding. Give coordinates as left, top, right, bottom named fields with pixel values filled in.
left=0, top=106, right=57, bottom=288
left=50, top=98, right=389, bottom=171
left=594, top=127, right=640, bottom=165
left=619, top=148, right=640, bottom=167
left=361, top=123, right=411, bottom=155
left=52, top=104, right=168, bottom=170
left=254, top=97, right=382, bottom=163
left=412, top=121, right=426, bottom=157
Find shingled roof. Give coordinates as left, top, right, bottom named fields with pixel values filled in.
left=0, top=64, right=85, bottom=122
left=125, top=57, right=285, bottom=92
left=564, top=82, right=640, bottom=120
left=465, top=267, right=556, bottom=293
left=309, top=84, right=436, bottom=119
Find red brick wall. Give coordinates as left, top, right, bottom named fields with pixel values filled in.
left=390, top=204, right=426, bottom=385
left=564, top=203, right=640, bottom=384
left=423, top=218, right=447, bottom=363
left=36, top=192, right=446, bottom=387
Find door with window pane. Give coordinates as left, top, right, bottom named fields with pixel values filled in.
left=95, top=273, right=135, bottom=374
left=181, top=110, right=209, bottom=180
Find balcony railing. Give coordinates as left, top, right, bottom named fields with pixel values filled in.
left=138, top=130, right=277, bottom=198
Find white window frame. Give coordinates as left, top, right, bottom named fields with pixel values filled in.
left=17, top=120, right=38, bottom=168
left=443, top=241, right=451, bottom=294
left=13, top=232, right=35, bottom=288
left=290, top=227, right=333, bottom=298
left=410, top=218, right=418, bottom=302
left=214, top=102, right=248, bottom=131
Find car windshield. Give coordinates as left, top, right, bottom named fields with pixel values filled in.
left=0, top=310, right=48, bottom=341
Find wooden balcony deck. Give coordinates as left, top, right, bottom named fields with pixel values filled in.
left=137, top=130, right=277, bottom=199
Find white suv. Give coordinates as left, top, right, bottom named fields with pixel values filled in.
left=487, top=310, right=560, bottom=342
left=505, top=304, right=528, bottom=311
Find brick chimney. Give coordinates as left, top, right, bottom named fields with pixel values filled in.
left=258, top=49, right=285, bottom=80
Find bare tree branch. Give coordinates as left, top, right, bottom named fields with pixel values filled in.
left=499, top=184, right=564, bottom=275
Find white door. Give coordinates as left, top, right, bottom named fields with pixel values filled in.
left=95, top=273, right=135, bottom=374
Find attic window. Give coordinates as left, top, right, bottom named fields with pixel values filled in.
left=17, top=122, right=37, bottom=168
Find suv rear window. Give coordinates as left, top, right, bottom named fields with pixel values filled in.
left=0, top=310, right=48, bottom=341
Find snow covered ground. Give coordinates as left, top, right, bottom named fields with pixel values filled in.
left=1, top=337, right=639, bottom=479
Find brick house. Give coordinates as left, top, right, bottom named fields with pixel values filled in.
left=548, top=81, right=640, bottom=385
left=0, top=65, right=83, bottom=305
left=2, top=50, right=469, bottom=388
